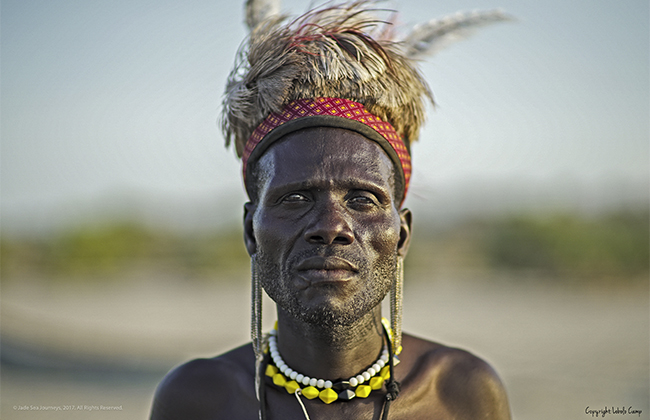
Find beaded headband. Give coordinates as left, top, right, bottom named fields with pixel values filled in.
left=242, top=97, right=412, bottom=205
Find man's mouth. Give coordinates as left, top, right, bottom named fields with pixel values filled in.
left=295, top=256, right=358, bottom=283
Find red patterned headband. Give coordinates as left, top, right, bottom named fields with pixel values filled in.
left=242, top=97, right=411, bottom=204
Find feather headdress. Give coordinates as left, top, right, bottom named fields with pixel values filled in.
left=222, top=1, right=512, bottom=157
left=222, top=1, right=432, bottom=157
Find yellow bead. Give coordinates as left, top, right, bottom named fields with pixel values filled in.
left=318, top=388, right=338, bottom=404
left=302, top=386, right=319, bottom=400
left=369, top=376, right=384, bottom=390
left=265, top=364, right=279, bottom=378
left=396, top=345, right=403, bottom=355
left=272, top=373, right=287, bottom=387
left=285, top=380, right=300, bottom=395
left=355, top=385, right=372, bottom=398
left=380, top=366, right=391, bottom=380
left=381, top=317, right=392, bottom=336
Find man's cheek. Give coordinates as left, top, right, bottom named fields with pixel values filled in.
left=366, top=231, right=399, bottom=255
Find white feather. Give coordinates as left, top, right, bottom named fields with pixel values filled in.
left=401, top=9, right=514, bottom=59
left=245, top=0, right=281, bottom=30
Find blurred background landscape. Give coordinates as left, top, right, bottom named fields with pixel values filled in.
left=2, top=0, right=648, bottom=419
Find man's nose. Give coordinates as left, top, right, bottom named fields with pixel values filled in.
left=303, top=202, right=354, bottom=245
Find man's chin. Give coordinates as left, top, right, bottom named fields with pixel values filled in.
left=282, top=299, right=372, bottom=328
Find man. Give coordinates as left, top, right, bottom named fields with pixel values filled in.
left=151, top=2, right=511, bottom=419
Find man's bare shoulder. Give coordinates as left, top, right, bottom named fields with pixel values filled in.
left=398, top=333, right=511, bottom=420
left=150, top=344, right=258, bottom=420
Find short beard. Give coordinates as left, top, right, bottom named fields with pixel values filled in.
left=255, top=247, right=396, bottom=329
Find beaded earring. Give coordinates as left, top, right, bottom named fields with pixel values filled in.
left=390, top=256, right=404, bottom=355
left=250, top=255, right=265, bottom=419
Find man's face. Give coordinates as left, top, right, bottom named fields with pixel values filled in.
left=245, top=127, right=410, bottom=327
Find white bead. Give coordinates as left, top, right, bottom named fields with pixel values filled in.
left=262, top=327, right=398, bottom=396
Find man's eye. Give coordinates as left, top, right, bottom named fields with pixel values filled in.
left=282, top=193, right=309, bottom=203
left=348, top=195, right=376, bottom=206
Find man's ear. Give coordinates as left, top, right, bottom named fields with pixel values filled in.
left=397, top=208, right=412, bottom=257
left=243, top=202, right=257, bottom=256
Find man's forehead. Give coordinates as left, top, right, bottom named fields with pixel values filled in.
left=256, top=127, right=395, bottom=189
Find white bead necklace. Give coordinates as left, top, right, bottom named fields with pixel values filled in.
left=267, top=327, right=389, bottom=390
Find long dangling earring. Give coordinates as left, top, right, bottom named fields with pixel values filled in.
left=390, top=256, right=404, bottom=355
left=251, top=255, right=264, bottom=419
left=251, top=254, right=263, bottom=360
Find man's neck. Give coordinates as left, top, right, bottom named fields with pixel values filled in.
left=274, top=306, right=385, bottom=382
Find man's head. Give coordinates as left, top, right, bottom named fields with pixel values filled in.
left=243, top=127, right=411, bottom=327
left=221, top=1, right=431, bottom=361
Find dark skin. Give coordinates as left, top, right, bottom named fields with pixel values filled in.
left=151, top=128, right=511, bottom=420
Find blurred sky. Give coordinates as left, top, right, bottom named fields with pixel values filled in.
left=2, top=0, right=648, bottom=234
